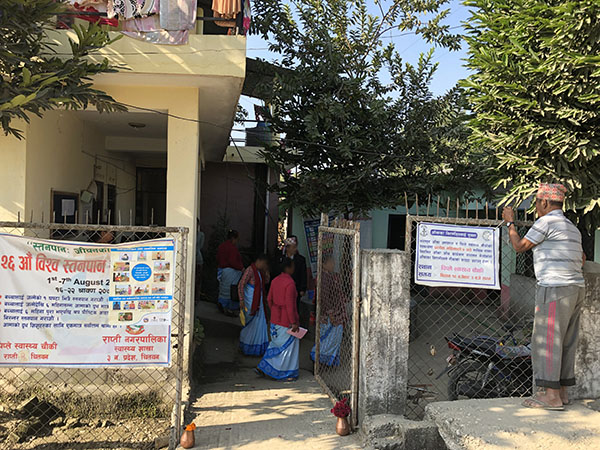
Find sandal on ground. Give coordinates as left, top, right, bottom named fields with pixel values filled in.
left=254, top=368, right=265, bottom=378
left=522, top=397, right=564, bottom=411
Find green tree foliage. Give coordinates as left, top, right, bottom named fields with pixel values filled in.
left=252, top=0, right=482, bottom=216
left=0, top=0, right=125, bottom=139
left=464, top=0, right=600, bottom=227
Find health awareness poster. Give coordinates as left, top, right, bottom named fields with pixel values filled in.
left=0, top=234, right=175, bottom=366
left=415, top=222, right=500, bottom=290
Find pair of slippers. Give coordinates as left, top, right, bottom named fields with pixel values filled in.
left=522, top=397, right=568, bottom=411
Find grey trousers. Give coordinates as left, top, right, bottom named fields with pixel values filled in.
left=532, top=285, right=585, bottom=389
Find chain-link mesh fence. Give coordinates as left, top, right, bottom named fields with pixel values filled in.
left=314, top=218, right=360, bottom=428
left=0, top=222, right=188, bottom=450
left=405, top=214, right=535, bottom=419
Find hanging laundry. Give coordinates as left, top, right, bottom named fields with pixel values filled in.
left=120, top=0, right=191, bottom=45
left=212, top=0, right=241, bottom=19
left=119, top=0, right=159, bottom=31
left=71, top=3, right=118, bottom=27
left=107, top=0, right=157, bottom=20
left=160, top=0, right=197, bottom=31
left=243, top=0, right=251, bottom=33
left=62, top=1, right=117, bottom=28
left=70, top=0, right=108, bottom=8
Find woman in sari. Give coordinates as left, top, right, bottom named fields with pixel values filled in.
left=216, top=230, right=244, bottom=316
left=238, top=254, right=270, bottom=356
left=257, top=258, right=300, bottom=381
left=311, top=256, right=348, bottom=366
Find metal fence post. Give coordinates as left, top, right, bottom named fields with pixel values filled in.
left=350, top=222, right=361, bottom=427
left=313, top=218, right=362, bottom=428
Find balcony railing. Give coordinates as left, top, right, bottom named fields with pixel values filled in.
left=55, top=5, right=247, bottom=37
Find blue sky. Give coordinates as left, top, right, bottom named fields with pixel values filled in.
left=236, top=0, right=472, bottom=139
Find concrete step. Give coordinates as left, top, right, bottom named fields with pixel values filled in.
left=361, top=414, right=447, bottom=450
left=425, top=398, right=600, bottom=450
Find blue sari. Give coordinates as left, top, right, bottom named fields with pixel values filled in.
left=217, top=267, right=242, bottom=311
left=257, top=324, right=299, bottom=380
left=239, top=275, right=269, bottom=356
left=311, top=318, right=343, bottom=366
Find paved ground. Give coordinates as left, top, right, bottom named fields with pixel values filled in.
left=181, top=301, right=361, bottom=450
left=426, top=397, right=600, bottom=450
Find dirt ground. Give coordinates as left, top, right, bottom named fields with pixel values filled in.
left=0, top=414, right=170, bottom=450
left=407, top=294, right=531, bottom=418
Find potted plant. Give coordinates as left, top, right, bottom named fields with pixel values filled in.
left=331, top=397, right=351, bottom=436
left=180, top=422, right=196, bottom=448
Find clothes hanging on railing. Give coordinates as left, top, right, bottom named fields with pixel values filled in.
left=107, top=0, right=157, bottom=19
left=212, top=0, right=250, bottom=34
left=243, top=0, right=251, bottom=33
left=159, top=0, right=197, bottom=30
left=120, top=0, right=196, bottom=45
left=212, top=0, right=241, bottom=19
left=66, top=2, right=118, bottom=27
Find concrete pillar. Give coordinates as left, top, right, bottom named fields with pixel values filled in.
left=166, top=89, right=200, bottom=372
left=359, top=249, right=411, bottom=422
left=573, top=262, right=600, bottom=400
left=0, top=122, right=26, bottom=221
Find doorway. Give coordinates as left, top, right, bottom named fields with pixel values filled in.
left=136, top=168, right=166, bottom=226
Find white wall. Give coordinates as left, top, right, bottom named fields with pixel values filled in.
left=24, top=111, right=135, bottom=222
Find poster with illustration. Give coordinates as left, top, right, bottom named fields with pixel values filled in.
left=0, top=235, right=174, bottom=367
left=108, top=240, right=175, bottom=326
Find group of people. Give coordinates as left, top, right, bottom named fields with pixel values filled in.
left=215, top=232, right=347, bottom=381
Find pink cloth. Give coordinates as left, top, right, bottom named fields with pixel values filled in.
left=119, top=0, right=192, bottom=45
left=537, top=183, right=567, bottom=202
left=267, top=273, right=299, bottom=328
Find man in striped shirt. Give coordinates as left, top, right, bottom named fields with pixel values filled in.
left=502, top=183, right=586, bottom=411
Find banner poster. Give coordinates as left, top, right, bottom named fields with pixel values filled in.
left=415, top=222, right=500, bottom=290
left=0, top=234, right=175, bottom=367
left=303, top=215, right=335, bottom=275
left=303, top=218, right=321, bottom=275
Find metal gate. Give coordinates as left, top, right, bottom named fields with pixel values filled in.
left=314, top=215, right=361, bottom=428
left=0, top=222, right=188, bottom=450
left=405, top=209, right=535, bottom=419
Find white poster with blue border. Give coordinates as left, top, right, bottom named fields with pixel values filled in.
left=415, top=222, right=500, bottom=290
left=108, top=240, right=175, bottom=327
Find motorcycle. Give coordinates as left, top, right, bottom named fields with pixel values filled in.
left=437, top=324, right=532, bottom=400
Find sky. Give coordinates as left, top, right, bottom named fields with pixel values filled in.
left=235, top=0, right=472, bottom=141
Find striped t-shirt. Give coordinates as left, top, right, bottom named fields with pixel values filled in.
left=524, top=210, right=585, bottom=287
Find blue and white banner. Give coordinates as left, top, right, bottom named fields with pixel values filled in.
left=415, top=222, right=500, bottom=290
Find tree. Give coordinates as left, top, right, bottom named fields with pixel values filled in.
left=463, top=0, right=600, bottom=228
left=252, top=0, right=482, bottom=216
left=0, top=0, right=125, bottom=139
